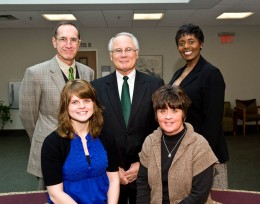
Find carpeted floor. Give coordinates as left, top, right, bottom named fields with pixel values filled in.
left=0, top=128, right=259, bottom=193
left=225, top=127, right=260, bottom=191
left=0, top=130, right=38, bottom=193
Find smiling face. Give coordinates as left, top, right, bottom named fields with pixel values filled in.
left=52, top=24, right=80, bottom=66
left=177, top=34, right=202, bottom=63
left=110, top=35, right=139, bottom=76
left=68, top=94, right=94, bottom=124
left=157, top=106, right=184, bottom=136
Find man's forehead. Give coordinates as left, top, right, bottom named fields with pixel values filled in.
left=57, top=25, right=78, bottom=36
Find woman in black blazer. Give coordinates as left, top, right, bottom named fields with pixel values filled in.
left=169, top=24, right=229, bottom=189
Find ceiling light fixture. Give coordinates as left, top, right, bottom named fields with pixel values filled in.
left=134, top=13, right=164, bottom=20
left=217, top=12, right=254, bottom=19
left=42, top=14, right=76, bottom=21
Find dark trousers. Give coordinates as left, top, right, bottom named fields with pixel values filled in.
left=118, top=182, right=137, bottom=204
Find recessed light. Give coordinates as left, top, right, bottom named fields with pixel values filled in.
left=134, top=13, right=164, bottom=20
left=217, top=12, right=254, bottom=19
left=42, top=14, right=76, bottom=21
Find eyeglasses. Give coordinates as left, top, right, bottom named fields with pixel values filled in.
left=55, top=37, right=80, bottom=45
left=111, top=47, right=137, bottom=55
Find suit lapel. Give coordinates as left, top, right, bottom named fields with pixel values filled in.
left=76, top=63, right=87, bottom=80
left=49, top=57, right=65, bottom=93
left=128, top=71, right=147, bottom=126
left=105, top=72, right=126, bottom=129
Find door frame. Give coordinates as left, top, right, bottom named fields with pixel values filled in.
left=77, top=48, right=98, bottom=79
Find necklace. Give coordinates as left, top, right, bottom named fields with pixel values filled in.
left=162, top=128, right=187, bottom=158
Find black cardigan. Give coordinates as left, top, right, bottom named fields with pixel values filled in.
left=41, top=128, right=119, bottom=186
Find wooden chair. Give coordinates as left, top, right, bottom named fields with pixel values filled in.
left=233, top=99, right=260, bottom=136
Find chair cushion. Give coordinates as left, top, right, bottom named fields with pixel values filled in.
left=246, top=114, right=260, bottom=121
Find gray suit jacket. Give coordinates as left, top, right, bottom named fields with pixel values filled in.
left=19, top=56, right=94, bottom=177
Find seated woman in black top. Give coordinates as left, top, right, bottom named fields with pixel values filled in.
left=41, top=79, right=119, bottom=204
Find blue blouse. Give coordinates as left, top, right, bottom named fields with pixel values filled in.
left=49, top=133, right=109, bottom=204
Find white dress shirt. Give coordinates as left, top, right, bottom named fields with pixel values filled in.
left=116, top=69, right=136, bottom=102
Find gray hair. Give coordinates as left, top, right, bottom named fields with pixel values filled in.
left=108, top=32, right=139, bottom=52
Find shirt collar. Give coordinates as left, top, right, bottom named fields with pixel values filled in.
left=56, top=55, right=76, bottom=70
left=116, top=69, right=136, bottom=81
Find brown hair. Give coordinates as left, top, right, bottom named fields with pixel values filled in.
left=152, top=84, right=191, bottom=120
left=53, top=21, right=80, bottom=39
left=56, top=79, right=103, bottom=139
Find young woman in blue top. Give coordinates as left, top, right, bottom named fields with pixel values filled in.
left=41, top=79, right=120, bottom=204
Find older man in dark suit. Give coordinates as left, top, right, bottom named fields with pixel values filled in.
left=19, top=21, right=94, bottom=189
left=92, top=32, right=164, bottom=204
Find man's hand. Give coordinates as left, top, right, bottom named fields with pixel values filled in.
left=119, top=167, right=129, bottom=185
left=125, top=162, right=140, bottom=183
left=119, top=162, right=140, bottom=185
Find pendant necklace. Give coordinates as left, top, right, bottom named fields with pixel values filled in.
left=162, top=128, right=187, bottom=158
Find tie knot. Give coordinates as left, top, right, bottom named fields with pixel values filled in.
left=123, top=76, right=129, bottom=81
left=69, top=67, right=73, bottom=73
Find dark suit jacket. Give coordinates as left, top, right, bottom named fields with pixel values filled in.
left=169, top=56, right=229, bottom=163
left=92, top=70, right=164, bottom=169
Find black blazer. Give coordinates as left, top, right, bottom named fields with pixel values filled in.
left=92, top=70, right=164, bottom=169
left=169, top=56, right=229, bottom=163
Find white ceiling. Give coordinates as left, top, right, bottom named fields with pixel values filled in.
left=0, top=0, right=259, bottom=29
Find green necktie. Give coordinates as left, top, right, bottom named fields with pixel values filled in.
left=121, top=76, right=131, bottom=125
left=68, top=67, right=74, bottom=80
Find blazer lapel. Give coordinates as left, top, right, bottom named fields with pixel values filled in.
left=171, top=68, right=184, bottom=83
left=49, top=57, right=65, bottom=93
left=180, top=56, right=204, bottom=88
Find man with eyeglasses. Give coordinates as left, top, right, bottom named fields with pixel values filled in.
left=19, top=21, right=94, bottom=190
left=92, top=32, right=164, bottom=204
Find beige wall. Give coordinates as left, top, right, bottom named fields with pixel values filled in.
left=0, top=26, right=259, bottom=129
